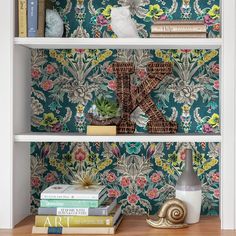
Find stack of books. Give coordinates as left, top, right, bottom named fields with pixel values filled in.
left=150, top=20, right=207, bottom=38
left=18, top=0, right=45, bottom=37
left=32, top=184, right=123, bottom=235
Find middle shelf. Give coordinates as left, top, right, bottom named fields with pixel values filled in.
left=14, top=133, right=222, bottom=143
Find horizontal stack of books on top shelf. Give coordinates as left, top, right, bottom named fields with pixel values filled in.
left=150, top=20, right=207, bottom=38
left=32, top=184, right=123, bottom=235
left=18, top=0, right=46, bottom=37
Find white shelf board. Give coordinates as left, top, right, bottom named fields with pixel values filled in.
left=14, top=37, right=222, bottom=49
left=14, top=133, right=221, bottom=143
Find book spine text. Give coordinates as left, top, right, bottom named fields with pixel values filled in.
left=18, top=0, right=27, bottom=37
left=28, top=0, right=38, bottom=37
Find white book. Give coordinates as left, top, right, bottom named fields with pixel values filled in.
left=41, top=184, right=106, bottom=200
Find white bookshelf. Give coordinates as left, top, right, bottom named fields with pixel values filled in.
left=0, top=0, right=236, bottom=231
left=14, top=133, right=222, bottom=143
left=14, top=37, right=222, bottom=49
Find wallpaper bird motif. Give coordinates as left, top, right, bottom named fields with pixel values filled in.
left=31, top=142, right=220, bottom=215
left=49, top=0, right=220, bottom=38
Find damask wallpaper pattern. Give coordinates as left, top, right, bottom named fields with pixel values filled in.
left=49, top=0, right=220, bottom=38
left=30, top=0, right=221, bottom=216
left=31, top=49, right=220, bottom=134
left=31, top=142, right=220, bottom=215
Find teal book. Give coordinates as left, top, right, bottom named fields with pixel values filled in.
left=40, top=194, right=107, bottom=208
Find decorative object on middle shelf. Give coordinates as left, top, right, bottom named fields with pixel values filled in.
left=112, top=62, right=178, bottom=134
left=175, top=149, right=202, bottom=224
left=86, top=97, right=120, bottom=135
left=33, top=184, right=123, bottom=234
left=150, top=20, right=207, bottom=38
left=146, top=198, right=188, bottom=229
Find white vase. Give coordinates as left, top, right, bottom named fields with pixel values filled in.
left=175, top=149, right=202, bottom=224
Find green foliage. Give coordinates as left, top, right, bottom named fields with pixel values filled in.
left=95, top=97, right=119, bottom=118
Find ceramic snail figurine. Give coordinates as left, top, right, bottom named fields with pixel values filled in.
left=146, top=198, right=188, bottom=229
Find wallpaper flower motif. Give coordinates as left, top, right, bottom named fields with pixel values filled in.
left=31, top=49, right=220, bottom=134
left=31, top=142, right=220, bottom=216
left=49, top=0, right=220, bottom=38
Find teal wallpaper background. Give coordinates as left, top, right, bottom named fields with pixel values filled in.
left=31, top=142, right=220, bottom=215
left=49, top=0, right=220, bottom=38
left=31, top=49, right=220, bottom=134
left=30, top=0, right=221, bottom=216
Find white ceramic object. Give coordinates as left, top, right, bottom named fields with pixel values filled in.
left=45, top=9, right=64, bottom=37
left=110, top=6, right=139, bottom=38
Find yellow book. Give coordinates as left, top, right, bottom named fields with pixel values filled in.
left=18, top=0, right=27, bottom=37
left=35, top=206, right=121, bottom=227
left=87, top=126, right=117, bottom=136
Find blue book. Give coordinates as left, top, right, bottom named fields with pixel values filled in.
left=28, top=0, right=38, bottom=37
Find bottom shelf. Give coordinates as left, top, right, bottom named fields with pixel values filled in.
left=0, top=216, right=227, bottom=236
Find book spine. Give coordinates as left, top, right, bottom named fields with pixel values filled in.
left=38, top=207, right=110, bottom=216
left=32, top=226, right=115, bottom=234
left=35, top=215, right=113, bottom=227
left=150, top=33, right=206, bottom=38
left=37, top=0, right=45, bottom=37
left=28, top=0, right=38, bottom=37
left=151, top=25, right=206, bottom=33
left=40, top=199, right=99, bottom=208
left=153, top=20, right=204, bottom=25
left=18, top=0, right=27, bottom=37
left=41, top=193, right=100, bottom=200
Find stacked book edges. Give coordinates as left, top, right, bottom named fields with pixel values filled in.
left=150, top=20, right=207, bottom=38
left=32, top=184, right=123, bottom=235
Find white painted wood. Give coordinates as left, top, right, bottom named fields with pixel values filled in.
left=14, top=37, right=222, bottom=49
left=220, top=0, right=236, bottom=229
left=14, top=133, right=222, bottom=143
left=0, top=0, right=235, bottom=230
left=12, top=44, right=31, bottom=227
left=0, top=0, right=14, bottom=229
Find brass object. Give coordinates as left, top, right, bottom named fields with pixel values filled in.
left=73, top=170, right=100, bottom=188
left=146, top=198, right=188, bottom=229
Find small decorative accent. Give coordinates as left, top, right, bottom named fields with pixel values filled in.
left=45, top=9, right=64, bottom=37
left=73, top=170, right=100, bottom=188
left=146, top=198, right=188, bottom=229
left=110, top=6, right=139, bottom=38
left=113, top=62, right=178, bottom=134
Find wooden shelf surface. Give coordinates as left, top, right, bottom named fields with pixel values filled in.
left=14, top=37, right=222, bottom=49
left=0, top=216, right=235, bottom=236
left=14, top=133, right=222, bottom=143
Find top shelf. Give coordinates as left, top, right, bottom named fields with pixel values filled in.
left=14, top=37, right=223, bottom=49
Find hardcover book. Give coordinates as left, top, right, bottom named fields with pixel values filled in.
left=151, top=25, right=206, bottom=33
left=150, top=33, right=206, bottom=38
left=153, top=20, right=205, bottom=25
left=35, top=206, right=122, bottom=227
left=37, top=0, right=46, bottom=37
left=28, top=0, right=38, bottom=37
left=32, top=215, right=123, bottom=234
left=18, top=0, right=27, bottom=37
left=38, top=198, right=117, bottom=216
left=41, top=184, right=106, bottom=200
left=40, top=193, right=107, bottom=208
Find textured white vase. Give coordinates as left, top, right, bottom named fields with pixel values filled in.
left=175, top=149, right=202, bottom=224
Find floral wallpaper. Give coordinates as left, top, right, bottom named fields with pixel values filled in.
left=31, top=49, right=220, bottom=134
left=49, top=0, right=220, bottom=38
left=31, top=142, right=220, bottom=215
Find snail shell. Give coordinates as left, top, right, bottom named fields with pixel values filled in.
left=158, top=198, right=187, bottom=224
